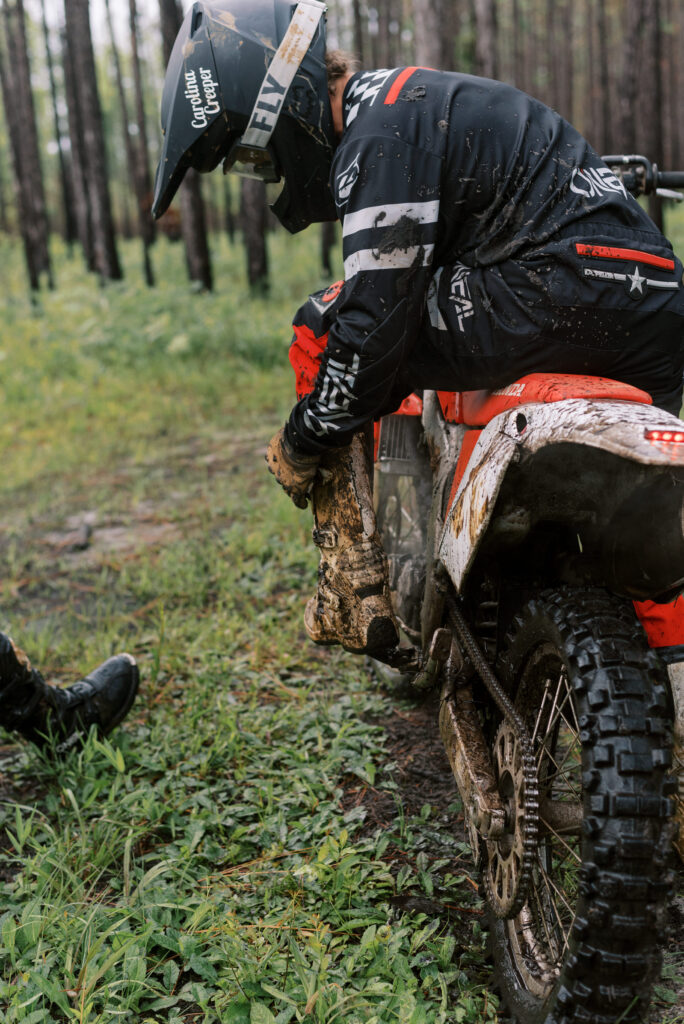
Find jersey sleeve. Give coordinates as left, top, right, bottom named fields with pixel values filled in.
left=287, top=134, right=443, bottom=453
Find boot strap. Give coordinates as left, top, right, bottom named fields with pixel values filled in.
left=0, top=670, right=46, bottom=728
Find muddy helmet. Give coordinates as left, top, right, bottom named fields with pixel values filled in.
left=152, top=0, right=337, bottom=233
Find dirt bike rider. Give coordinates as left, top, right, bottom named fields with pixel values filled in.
left=152, top=0, right=684, bottom=659
left=0, top=633, right=139, bottom=755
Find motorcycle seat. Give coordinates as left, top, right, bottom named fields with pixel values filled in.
left=440, top=373, right=653, bottom=427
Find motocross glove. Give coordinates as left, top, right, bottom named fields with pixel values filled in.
left=265, top=426, right=320, bottom=509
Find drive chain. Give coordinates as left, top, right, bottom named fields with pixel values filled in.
left=447, top=595, right=540, bottom=919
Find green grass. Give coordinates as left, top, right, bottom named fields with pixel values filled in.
left=0, top=229, right=494, bottom=1023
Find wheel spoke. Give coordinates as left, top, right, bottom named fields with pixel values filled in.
left=538, top=859, right=577, bottom=923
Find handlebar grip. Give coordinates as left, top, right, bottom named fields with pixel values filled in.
left=657, top=171, right=684, bottom=189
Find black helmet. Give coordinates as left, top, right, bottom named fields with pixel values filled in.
left=152, top=0, right=337, bottom=233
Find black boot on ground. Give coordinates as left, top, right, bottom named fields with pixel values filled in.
left=0, top=633, right=139, bottom=754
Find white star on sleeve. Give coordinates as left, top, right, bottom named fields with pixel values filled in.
left=628, top=266, right=646, bottom=294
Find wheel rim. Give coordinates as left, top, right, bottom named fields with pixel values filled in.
left=504, top=645, right=582, bottom=998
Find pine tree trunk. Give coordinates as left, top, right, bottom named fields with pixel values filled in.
left=441, top=0, right=459, bottom=70
left=663, top=0, right=677, bottom=168
left=556, top=0, right=574, bottom=121
left=0, top=155, right=9, bottom=233
left=473, top=0, right=497, bottom=79
left=240, top=178, right=269, bottom=294
left=597, top=0, right=612, bottom=153
left=351, top=0, right=365, bottom=64
left=224, top=179, right=236, bottom=243
left=158, top=0, right=213, bottom=290
left=321, top=221, right=336, bottom=277
left=0, top=0, right=53, bottom=290
left=129, top=0, right=156, bottom=283
left=643, top=0, right=664, bottom=229
left=180, top=170, right=213, bottom=291
left=620, top=0, right=646, bottom=152
left=545, top=0, right=560, bottom=111
left=673, top=2, right=684, bottom=171
left=104, top=0, right=153, bottom=284
left=413, top=0, right=444, bottom=68
left=64, top=0, right=122, bottom=281
left=512, top=0, right=523, bottom=88
left=40, top=0, right=76, bottom=247
left=62, top=25, right=94, bottom=268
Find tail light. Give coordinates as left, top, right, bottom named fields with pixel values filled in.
left=645, top=428, right=684, bottom=444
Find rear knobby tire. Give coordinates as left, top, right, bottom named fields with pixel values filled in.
left=488, top=588, right=675, bottom=1024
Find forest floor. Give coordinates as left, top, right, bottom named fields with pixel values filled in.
left=0, top=226, right=682, bottom=1023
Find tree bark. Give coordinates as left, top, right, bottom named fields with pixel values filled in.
left=375, top=0, right=391, bottom=67
left=512, top=0, right=523, bottom=89
left=128, top=0, right=156, bottom=260
left=556, top=0, right=574, bottom=121
left=40, top=0, right=76, bottom=247
left=0, top=0, right=53, bottom=290
left=224, top=179, right=236, bottom=243
left=663, top=0, right=680, bottom=169
left=620, top=0, right=646, bottom=152
left=158, top=0, right=213, bottom=290
left=351, top=0, right=365, bottom=64
left=473, top=0, right=497, bottom=79
left=642, top=0, right=664, bottom=229
left=597, top=0, right=612, bottom=153
left=62, top=24, right=93, bottom=268
left=545, top=0, right=559, bottom=111
left=64, top=0, right=122, bottom=281
left=321, top=221, right=336, bottom=278
left=412, top=0, right=444, bottom=68
left=104, top=0, right=154, bottom=284
left=240, top=178, right=269, bottom=294
left=0, top=151, right=9, bottom=233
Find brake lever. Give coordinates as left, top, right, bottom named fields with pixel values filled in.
left=656, top=188, right=684, bottom=202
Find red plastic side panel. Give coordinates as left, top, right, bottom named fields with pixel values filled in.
left=437, top=391, right=463, bottom=423
left=634, top=597, right=684, bottom=648
left=447, top=429, right=482, bottom=509
left=395, top=393, right=424, bottom=416
left=461, top=373, right=653, bottom=427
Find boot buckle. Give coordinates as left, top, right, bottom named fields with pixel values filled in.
left=312, top=527, right=338, bottom=549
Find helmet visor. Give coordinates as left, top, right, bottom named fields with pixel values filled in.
left=223, top=139, right=281, bottom=184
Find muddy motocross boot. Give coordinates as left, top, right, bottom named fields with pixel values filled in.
left=0, top=633, right=139, bottom=754
left=305, top=433, right=399, bottom=655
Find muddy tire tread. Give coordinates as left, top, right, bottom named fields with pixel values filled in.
left=489, top=587, right=674, bottom=1024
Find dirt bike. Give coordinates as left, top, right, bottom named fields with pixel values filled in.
left=372, top=156, right=684, bottom=1023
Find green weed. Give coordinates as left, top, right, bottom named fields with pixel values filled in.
left=0, top=229, right=494, bottom=1023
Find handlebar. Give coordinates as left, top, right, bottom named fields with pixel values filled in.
left=657, top=171, right=684, bottom=190
left=600, top=154, right=684, bottom=201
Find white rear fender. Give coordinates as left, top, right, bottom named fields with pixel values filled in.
left=438, top=398, right=684, bottom=593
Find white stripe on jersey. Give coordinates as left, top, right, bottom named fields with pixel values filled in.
left=342, top=201, right=440, bottom=239
left=344, top=244, right=435, bottom=279
left=426, top=267, right=447, bottom=332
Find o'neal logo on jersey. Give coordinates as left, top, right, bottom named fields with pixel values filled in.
left=570, top=165, right=628, bottom=200
left=336, top=154, right=361, bottom=206
left=449, top=264, right=474, bottom=333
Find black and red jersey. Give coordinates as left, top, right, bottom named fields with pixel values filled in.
left=287, top=68, right=683, bottom=452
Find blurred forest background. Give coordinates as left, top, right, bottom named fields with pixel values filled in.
left=0, top=0, right=683, bottom=295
